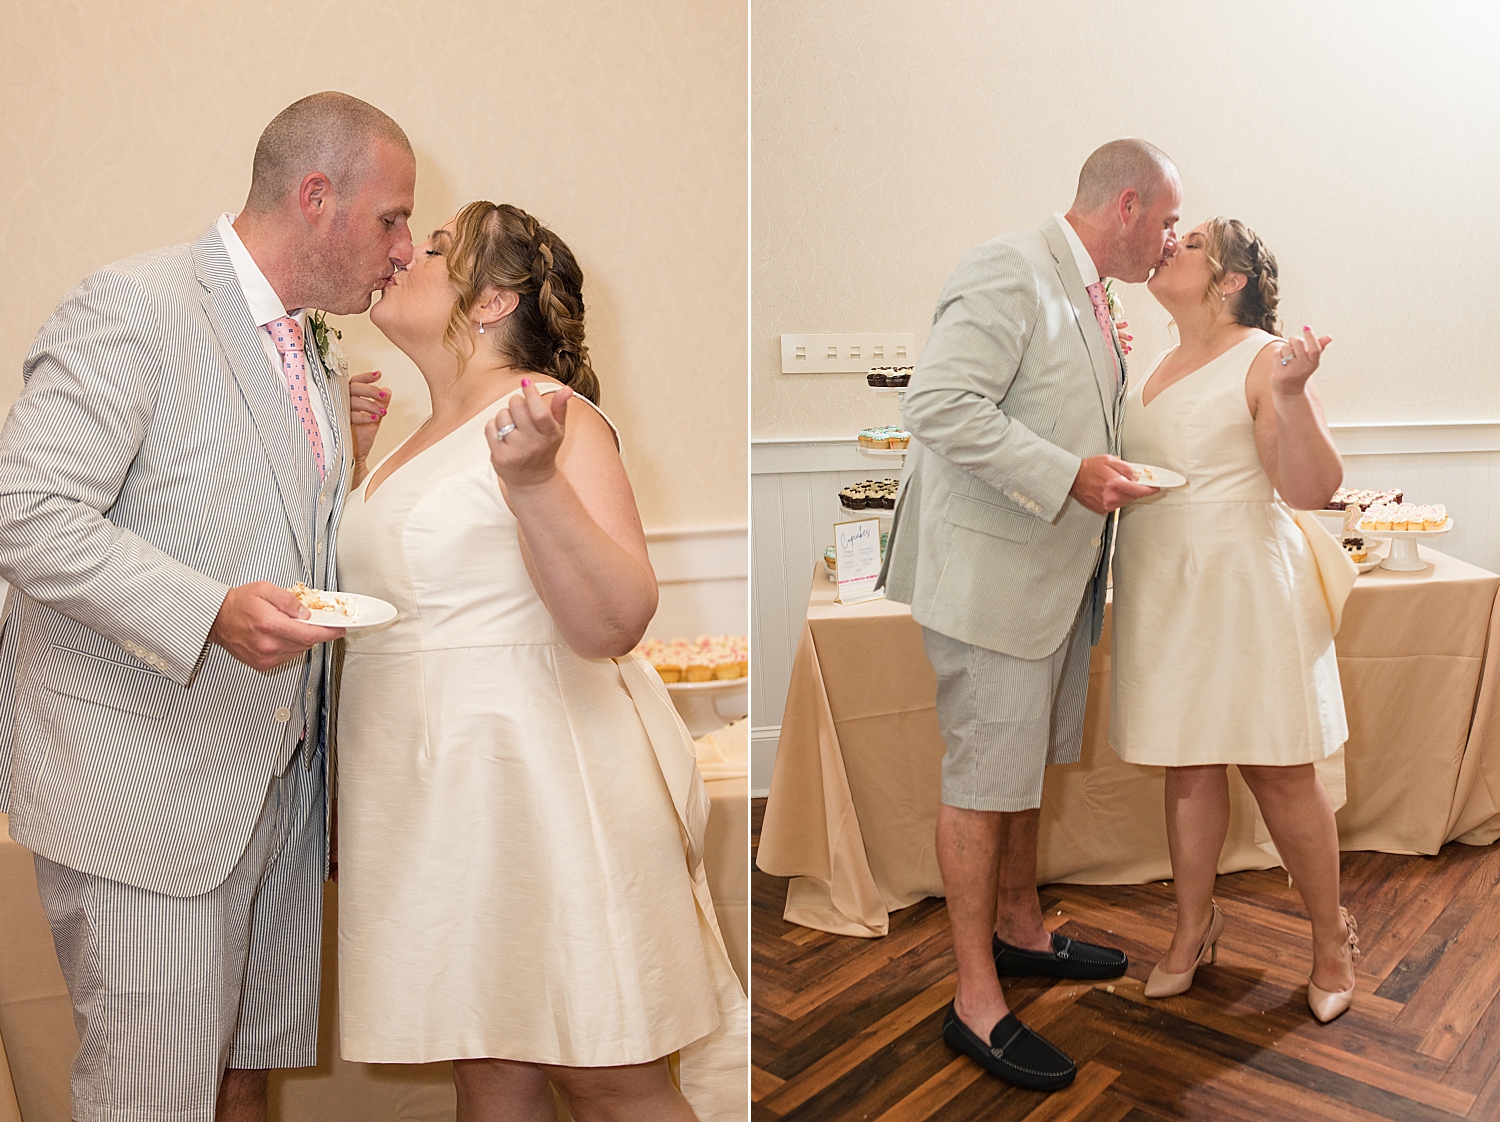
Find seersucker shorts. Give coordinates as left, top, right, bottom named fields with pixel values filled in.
left=32, top=751, right=325, bottom=1122
left=922, top=595, right=1092, bottom=812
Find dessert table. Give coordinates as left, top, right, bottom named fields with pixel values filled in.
left=0, top=763, right=748, bottom=1121
left=757, top=546, right=1500, bottom=936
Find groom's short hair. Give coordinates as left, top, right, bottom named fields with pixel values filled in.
left=245, top=92, right=412, bottom=213
left=1073, top=139, right=1178, bottom=213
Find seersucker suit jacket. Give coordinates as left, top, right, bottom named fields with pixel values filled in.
left=0, top=222, right=349, bottom=897
left=880, top=215, right=1126, bottom=660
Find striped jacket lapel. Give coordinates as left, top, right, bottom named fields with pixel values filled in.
left=191, top=228, right=312, bottom=570
left=302, top=335, right=347, bottom=480
left=1041, top=218, right=1118, bottom=443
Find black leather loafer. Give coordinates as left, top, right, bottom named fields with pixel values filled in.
left=941, top=1002, right=1076, bottom=1091
left=994, top=931, right=1127, bottom=980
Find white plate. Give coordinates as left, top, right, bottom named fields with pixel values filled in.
left=1356, top=555, right=1382, bottom=573
left=300, top=591, right=398, bottom=629
left=1125, top=462, right=1187, bottom=489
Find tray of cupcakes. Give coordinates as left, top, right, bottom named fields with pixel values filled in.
left=831, top=479, right=899, bottom=577
left=1316, top=489, right=1451, bottom=573
left=1356, top=501, right=1451, bottom=572
left=635, top=635, right=749, bottom=684
left=866, top=366, right=912, bottom=391
left=856, top=425, right=911, bottom=456
left=838, top=478, right=899, bottom=515
left=1315, top=490, right=1399, bottom=572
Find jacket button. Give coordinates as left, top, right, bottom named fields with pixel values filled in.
left=275, top=707, right=292, bottom=723
left=1091, top=537, right=1102, bottom=548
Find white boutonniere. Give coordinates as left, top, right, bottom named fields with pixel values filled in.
left=1103, top=279, right=1123, bottom=322
left=307, top=311, right=349, bottom=378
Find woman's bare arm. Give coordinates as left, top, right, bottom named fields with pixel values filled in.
left=1246, top=328, right=1343, bottom=510
left=485, top=380, right=657, bottom=659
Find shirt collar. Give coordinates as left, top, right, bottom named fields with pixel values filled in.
left=217, top=213, right=305, bottom=329
left=1053, top=212, right=1101, bottom=287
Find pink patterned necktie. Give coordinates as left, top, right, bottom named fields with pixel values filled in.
left=1085, top=281, right=1122, bottom=386
left=266, top=316, right=326, bottom=478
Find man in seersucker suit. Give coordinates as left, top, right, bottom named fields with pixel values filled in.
left=880, top=139, right=1181, bottom=1091
left=0, top=93, right=412, bottom=1122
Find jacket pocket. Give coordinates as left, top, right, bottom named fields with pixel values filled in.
left=41, top=644, right=183, bottom=724
left=943, top=492, right=1036, bottom=543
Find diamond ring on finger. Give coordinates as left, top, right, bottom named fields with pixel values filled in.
left=495, top=422, right=517, bottom=440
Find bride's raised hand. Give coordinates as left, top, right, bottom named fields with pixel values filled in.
left=485, top=378, right=574, bottom=490
left=1271, top=325, right=1332, bottom=396
left=348, top=370, right=389, bottom=466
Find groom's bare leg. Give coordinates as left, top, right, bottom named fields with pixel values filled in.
left=992, top=809, right=1050, bottom=951
left=937, top=804, right=1010, bottom=1040
left=215, top=1069, right=267, bottom=1122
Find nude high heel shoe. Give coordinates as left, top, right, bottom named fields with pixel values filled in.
left=1144, top=901, right=1224, bottom=998
left=1307, top=908, right=1360, bottom=1024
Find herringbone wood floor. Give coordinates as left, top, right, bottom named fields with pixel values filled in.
left=752, top=800, right=1500, bottom=1121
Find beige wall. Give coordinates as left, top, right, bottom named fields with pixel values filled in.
left=753, top=0, right=1500, bottom=439
left=2, top=0, right=746, bottom=532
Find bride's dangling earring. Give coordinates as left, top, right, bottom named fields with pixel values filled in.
left=478, top=323, right=485, bottom=334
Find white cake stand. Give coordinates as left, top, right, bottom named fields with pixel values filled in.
left=1356, top=520, right=1452, bottom=572
left=665, top=678, right=749, bottom=737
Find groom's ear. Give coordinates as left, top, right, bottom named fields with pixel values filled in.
left=298, top=171, right=332, bottom=227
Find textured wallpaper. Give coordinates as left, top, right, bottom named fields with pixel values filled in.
left=1, top=0, right=747, bottom=531
left=753, top=0, right=1500, bottom=440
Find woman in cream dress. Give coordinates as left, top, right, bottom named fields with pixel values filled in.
left=335, top=202, right=745, bottom=1120
left=1111, top=218, right=1359, bottom=1022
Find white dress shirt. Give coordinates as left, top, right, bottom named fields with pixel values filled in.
left=1053, top=211, right=1102, bottom=288
left=216, top=213, right=332, bottom=452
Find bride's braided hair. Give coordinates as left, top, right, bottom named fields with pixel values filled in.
left=443, top=200, right=600, bottom=403
left=1201, top=217, right=1281, bottom=337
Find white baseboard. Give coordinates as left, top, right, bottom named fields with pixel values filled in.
left=751, top=725, right=780, bottom=797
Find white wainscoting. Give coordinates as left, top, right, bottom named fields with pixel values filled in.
left=644, top=525, right=749, bottom=641
left=0, top=531, right=746, bottom=667
left=750, top=423, right=1500, bottom=794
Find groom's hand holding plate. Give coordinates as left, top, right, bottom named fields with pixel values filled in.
left=1123, top=462, right=1187, bottom=489
left=208, top=581, right=345, bottom=673
left=1071, top=454, right=1159, bottom=514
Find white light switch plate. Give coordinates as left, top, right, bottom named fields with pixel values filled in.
left=780, top=333, right=917, bottom=374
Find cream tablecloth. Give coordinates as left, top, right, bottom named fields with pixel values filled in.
left=0, top=771, right=747, bottom=1120
left=757, top=546, right=1500, bottom=936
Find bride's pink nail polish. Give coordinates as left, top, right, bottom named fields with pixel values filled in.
left=521, top=378, right=530, bottom=388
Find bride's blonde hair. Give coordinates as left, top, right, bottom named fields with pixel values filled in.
left=441, top=201, right=600, bottom=404
left=1199, top=217, right=1281, bottom=336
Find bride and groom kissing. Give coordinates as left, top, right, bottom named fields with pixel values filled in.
left=880, top=137, right=1354, bottom=1091
left=0, top=92, right=744, bottom=1122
